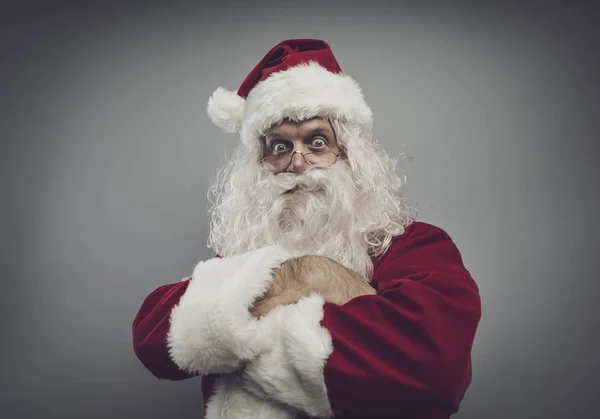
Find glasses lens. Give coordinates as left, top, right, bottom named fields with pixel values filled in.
left=262, top=151, right=337, bottom=171
left=305, top=151, right=337, bottom=167
left=263, top=153, right=291, bottom=171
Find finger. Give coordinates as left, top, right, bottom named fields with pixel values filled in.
left=251, top=295, right=288, bottom=317
left=251, top=300, right=276, bottom=318
left=252, top=294, right=301, bottom=318
left=249, top=300, right=267, bottom=317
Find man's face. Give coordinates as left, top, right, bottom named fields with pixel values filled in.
left=262, top=118, right=343, bottom=174
left=210, top=117, right=406, bottom=276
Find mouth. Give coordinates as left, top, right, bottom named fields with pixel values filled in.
left=283, top=186, right=299, bottom=195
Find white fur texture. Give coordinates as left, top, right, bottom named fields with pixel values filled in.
left=166, top=245, right=292, bottom=374
left=208, top=120, right=414, bottom=279
left=240, top=62, right=373, bottom=147
left=207, top=87, right=246, bottom=133
left=204, top=294, right=333, bottom=419
left=206, top=62, right=373, bottom=142
left=205, top=374, right=296, bottom=419
left=243, top=294, right=334, bottom=418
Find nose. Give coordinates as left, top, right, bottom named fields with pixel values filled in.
left=286, top=150, right=309, bottom=174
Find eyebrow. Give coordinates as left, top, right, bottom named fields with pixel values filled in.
left=266, top=127, right=333, bottom=142
left=303, top=127, right=333, bottom=138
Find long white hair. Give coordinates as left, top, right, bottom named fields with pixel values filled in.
left=207, top=118, right=415, bottom=279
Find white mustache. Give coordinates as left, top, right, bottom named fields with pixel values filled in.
left=207, top=119, right=412, bottom=279
left=269, top=167, right=337, bottom=196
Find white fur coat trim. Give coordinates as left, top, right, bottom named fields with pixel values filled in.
left=207, top=62, right=373, bottom=148
left=206, top=294, right=334, bottom=419
left=205, top=374, right=296, bottom=419
left=166, top=245, right=292, bottom=374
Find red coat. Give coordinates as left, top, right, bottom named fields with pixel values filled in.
left=132, top=221, right=481, bottom=419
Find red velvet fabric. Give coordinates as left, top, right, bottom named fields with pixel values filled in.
left=132, top=221, right=481, bottom=418
left=237, top=39, right=342, bottom=98
left=132, top=281, right=195, bottom=381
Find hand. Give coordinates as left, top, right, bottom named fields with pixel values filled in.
left=249, top=258, right=311, bottom=318
left=249, top=256, right=377, bottom=318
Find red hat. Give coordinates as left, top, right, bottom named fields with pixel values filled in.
left=206, top=39, right=373, bottom=147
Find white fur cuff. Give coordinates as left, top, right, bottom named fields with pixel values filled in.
left=166, top=245, right=292, bottom=375
left=241, top=294, right=334, bottom=418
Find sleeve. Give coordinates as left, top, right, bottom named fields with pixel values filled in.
left=239, top=222, right=482, bottom=418
left=131, top=245, right=295, bottom=375
left=131, top=278, right=219, bottom=411
left=132, top=279, right=197, bottom=381
left=131, top=245, right=296, bottom=416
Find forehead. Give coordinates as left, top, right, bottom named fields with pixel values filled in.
left=267, top=118, right=333, bottom=137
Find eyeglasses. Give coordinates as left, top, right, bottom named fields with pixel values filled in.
left=261, top=150, right=341, bottom=172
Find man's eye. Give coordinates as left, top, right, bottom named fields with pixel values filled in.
left=272, top=143, right=288, bottom=153
left=311, top=138, right=326, bottom=148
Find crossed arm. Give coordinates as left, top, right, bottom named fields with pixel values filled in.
left=132, top=222, right=481, bottom=418
left=250, top=255, right=377, bottom=318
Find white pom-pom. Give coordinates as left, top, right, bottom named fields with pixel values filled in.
left=207, top=87, right=246, bottom=133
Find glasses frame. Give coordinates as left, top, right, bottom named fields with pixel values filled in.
left=261, top=150, right=342, bottom=172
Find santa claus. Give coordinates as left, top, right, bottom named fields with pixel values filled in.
left=132, top=39, right=481, bottom=419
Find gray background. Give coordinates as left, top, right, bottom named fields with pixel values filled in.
left=2, top=0, right=599, bottom=418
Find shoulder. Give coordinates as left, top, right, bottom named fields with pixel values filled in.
left=372, top=221, right=463, bottom=271
left=399, top=220, right=449, bottom=238
left=388, top=220, right=456, bottom=252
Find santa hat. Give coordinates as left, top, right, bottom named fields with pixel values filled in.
left=206, top=39, right=373, bottom=148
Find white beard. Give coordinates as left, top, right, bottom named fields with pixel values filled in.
left=210, top=162, right=374, bottom=278
left=208, top=121, right=414, bottom=279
